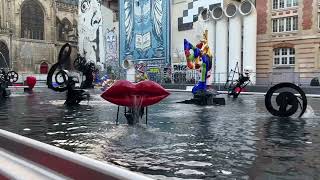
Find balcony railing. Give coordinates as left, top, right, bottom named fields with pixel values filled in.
left=0, top=28, right=9, bottom=34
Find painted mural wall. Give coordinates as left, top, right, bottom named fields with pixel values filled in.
left=101, top=6, right=120, bottom=79
left=104, top=28, right=118, bottom=64
left=119, top=0, right=170, bottom=66
left=78, top=0, right=105, bottom=70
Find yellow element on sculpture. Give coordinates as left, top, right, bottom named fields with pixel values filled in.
left=200, top=30, right=212, bottom=58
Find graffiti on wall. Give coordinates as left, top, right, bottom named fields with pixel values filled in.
left=103, top=27, right=119, bottom=79
left=172, top=64, right=199, bottom=84
left=162, top=66, right=172, bottom=83
left=120, top=0, right=170, bottom=65
left=105, top=27, right=118, bottom=62
left=78, top=0, right=104, bottom=70
left=146, top=65, right=161, bottom=83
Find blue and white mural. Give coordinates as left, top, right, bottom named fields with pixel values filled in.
left=119, top=0, right=170, bottom=65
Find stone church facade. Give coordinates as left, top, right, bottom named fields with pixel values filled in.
left=0, top=0, right=78, bottom=74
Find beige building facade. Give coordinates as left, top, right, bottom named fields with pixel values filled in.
left=0, top=0, right=78, bottom=75
left=256, top=0, right=320, bottom=85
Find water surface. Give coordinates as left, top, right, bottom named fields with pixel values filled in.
left=0, top=88, right=319, bottom=179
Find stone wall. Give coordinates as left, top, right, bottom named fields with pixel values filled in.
left=0, top=0, right=78, bottom=73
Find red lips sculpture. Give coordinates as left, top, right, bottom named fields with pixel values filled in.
left=101, top=80, right=170, bottom=107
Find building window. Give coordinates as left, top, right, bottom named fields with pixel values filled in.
left=318, top=12, right=320, bottom=29
left=272, top=16, right=298, bottom=32
left=21, top=0, right=44, bottom=40
left=57, top=18, right=72, bottom=41
left=274, top=48, right=295, bottom=65
left=273, top=0, right=278, bottom=9
left=273, top=0, right=298, bottom=9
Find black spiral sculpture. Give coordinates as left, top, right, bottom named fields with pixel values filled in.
left=47, top=43, right=89, bottom=105
left=265, top=82, right=307, bottom=117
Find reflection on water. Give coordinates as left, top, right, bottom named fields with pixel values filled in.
left=0, top=89, right=320, bottom=179
left=250, top=117, right=320, bottom=180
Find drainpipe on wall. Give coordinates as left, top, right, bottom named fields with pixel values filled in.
left=7, top=0, right=13, bottom=70
left=9, top=29, right=12, bottom=69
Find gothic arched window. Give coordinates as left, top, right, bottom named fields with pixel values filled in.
left=57, top=18, right=72, bottom=41
left=61, top=18, right=72, bottom=41
left=21, top=0, right=44, bottom=40
left=0, top=41, right=10, bottom=68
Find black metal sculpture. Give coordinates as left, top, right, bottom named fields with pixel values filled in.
left=74, top=54, right=97, bottom=89
left=265, top=82, right=307, bottom=117
left=0, top=68, right=18, bottom=98
left=225, top=62, right=251, bottom=98
left=47, top=43, right=89, bottom=105
left=177, top=89, right=226, bottom=105
left=115, top=106, right=147, bottom=125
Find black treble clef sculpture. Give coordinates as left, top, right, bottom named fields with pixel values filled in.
left=47, top=43, right=89, bottom=105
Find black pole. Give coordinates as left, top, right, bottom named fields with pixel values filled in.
left=116, top=106, right=120, bottom=125
left=145, top=107, right=148, bottom=125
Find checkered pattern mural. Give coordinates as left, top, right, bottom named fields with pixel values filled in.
left=178, top=0, right=222, bottom=31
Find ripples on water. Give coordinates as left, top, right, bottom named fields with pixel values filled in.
left=0, top=88, right=320, bottom=179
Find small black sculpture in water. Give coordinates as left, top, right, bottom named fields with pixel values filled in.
left=225, top=62, right=251, bottom=98
left=123, top=107, right=146, bottom=125
left=0, top=68, right=19, bottom=98
left=74, top=54, right=97, bottom=89
left=265, top=82, right=307, bottom=117
left=47, top=43, right=89, bottom=105
left=178, top=89, right=226, bottom=105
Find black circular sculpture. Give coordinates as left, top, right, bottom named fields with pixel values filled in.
left=265, top=82, right=307, bottom=117
left=7, top=71, right=19, bottom=83
left=47, top=43, right=89, bottom=105
left=0, top=68, right=19, bottom=98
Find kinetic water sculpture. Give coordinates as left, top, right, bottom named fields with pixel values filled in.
left=24, top=76, right=36, bottom=93
left=101, top=80, right=170, bottom=125
left=0, top=68, right=19, bottom=98
left=225, top=62, right=251, bottom=98
left=74, top=54, right=98, bottom=89
left=181, top=30, right=225, bottom=105
left=47, top=43, right=89, bottom=105
left=265, top=83, right=307, bottom=117
left=184, top=30, right=212, bottom=94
